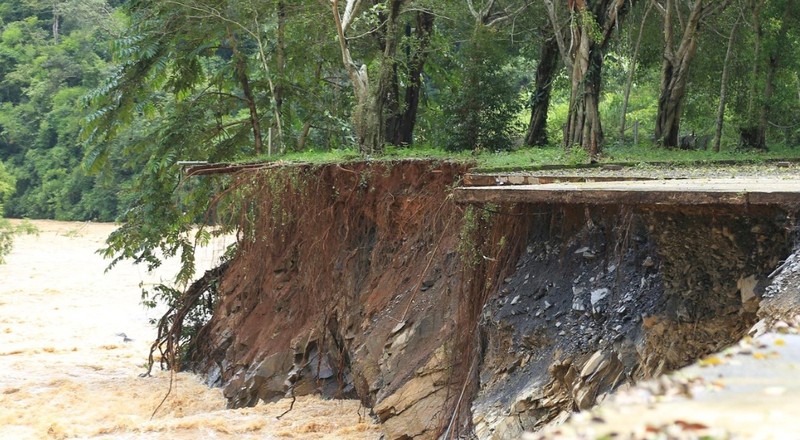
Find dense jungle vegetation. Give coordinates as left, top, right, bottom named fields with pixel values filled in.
left=0, top=0, right=799, bottom=270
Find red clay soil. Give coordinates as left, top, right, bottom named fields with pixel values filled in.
left=189, top=160, right=518, bottom=438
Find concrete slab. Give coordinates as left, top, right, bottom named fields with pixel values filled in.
left=462, top=174, right=659, bottom=186
left=527, top=332, right=800, bottom=439
left=454, top=178, right=800, bottom=207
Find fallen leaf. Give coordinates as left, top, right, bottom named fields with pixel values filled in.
left=774, top=338, right=786, bottom=346
left=699, top=356, right=724, bottom=367
left=753, top=352, right=767, bottom=360
left=675, top=420, right=709, bottom=431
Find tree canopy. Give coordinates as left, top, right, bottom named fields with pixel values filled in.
left=1, top=0, right=799, bottom=271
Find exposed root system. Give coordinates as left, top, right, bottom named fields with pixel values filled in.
left=143, top=261, right=230, bottom=376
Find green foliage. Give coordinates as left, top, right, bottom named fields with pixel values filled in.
left=442, top=25, right=524, bottom=152
left=14, top=219, right=39, bottom=235
left=457, top=205, right=481, bottom=268
left=0, top=160, right=14, bottom=263
left=0, top=0, right=799, bottom=285
left=0, top=161, right=13, bottom=211
left=0, top=219, right=14, bottom=264
left=0, top=161, right=39, bottom=263
left=601, top=65, right=661, bottom=146
left=561, top=147, right=590, bottom=165
left=81, top=0, right=284, bottom=284
left=0, top=2, right=123, bottom=221
left=576, top=9, right=602, bottom=43
left=98, top=126, right=230, bottom=286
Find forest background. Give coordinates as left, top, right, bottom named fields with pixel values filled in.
left=0, top=0, right=798, bottom=271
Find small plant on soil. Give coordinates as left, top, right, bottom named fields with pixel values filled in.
left=457, top=206, right=481, bottom=268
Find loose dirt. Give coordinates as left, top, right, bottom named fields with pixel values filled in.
left=0, top=220, right=379, bottom=439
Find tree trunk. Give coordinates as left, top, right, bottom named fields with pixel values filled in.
left=654, top=50, right=695, bottom=148
left=381, top=5, right=402, bottom=147
left=384, top=62, right=401, bottom=146
left=237, top=61, right=264, bottom=156
left=296, top=120, right=313, bottom=151
left=714, top=18, right=738, bottom=153
left=654, top=0, right=702, bottom=147
left=564, top=30, right=604, bottom=158
left=275, top=0, right=286, bottom=151
left=393, top=11, right=434, bottom=146
left=654, top=0, right=731, bottom=147
left=620, top=1, right=653, bottom=141
left=746, top=0, right=764, bottom=117
left=742, top=52, right=778, bottom=151
left=561, top=0, right=634, bottom=159
left=332, top=0, right=405, bottom=155
left=229, top=29, right=263, bottom=155
left=754, top=53, right=779, bottom=149
left=525, top=37, right=560, bottom=147
left=362, top=0, right=403, bottom=154
left=52, top=1, right=60, bottom=43
left=752, top=0, right=793, bottom=150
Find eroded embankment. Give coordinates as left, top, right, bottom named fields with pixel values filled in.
left=190, top=161, right=795, bottom=439
left=470, top=204, right=789, bottom=438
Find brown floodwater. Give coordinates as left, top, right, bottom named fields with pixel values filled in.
left=0, top=220, right=380, bottom=439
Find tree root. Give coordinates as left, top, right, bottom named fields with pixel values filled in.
left=141, top=260, right=230, bottom=378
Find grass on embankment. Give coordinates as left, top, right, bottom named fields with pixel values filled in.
left=245, top=142, right=800, bottom=173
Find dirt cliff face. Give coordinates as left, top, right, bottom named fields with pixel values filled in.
left=190, top=161, right=795, bottom=439
left=192, top=161, right=477, bottom=439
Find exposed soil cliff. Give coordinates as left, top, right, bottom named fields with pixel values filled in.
left=191, top=161, right=480, bottom=438
left=188, top=161, right=796, bottom=439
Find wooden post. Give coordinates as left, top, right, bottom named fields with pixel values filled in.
left=633, top=120, right=639, bottom=146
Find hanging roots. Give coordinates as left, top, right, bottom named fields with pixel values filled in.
left=141, top=260, right=230, bottom=377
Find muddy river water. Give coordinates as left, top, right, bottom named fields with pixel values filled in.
left=0, top=220, right=380, bottom=439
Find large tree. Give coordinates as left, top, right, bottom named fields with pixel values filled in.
left=439, top=0, right=532, bottom=151
left=556, top=0, right=635, bottom=158
left=653, top=0, right=731, bottom=147
left=331, top=0, right=408, bottom=155
left=743, top=0, right=798, bottom=149
left=525, top=36, right=560, bottom=147
left=384, top=9, right=434, bottom=146
left=82, top=0, right=290, bottom=282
